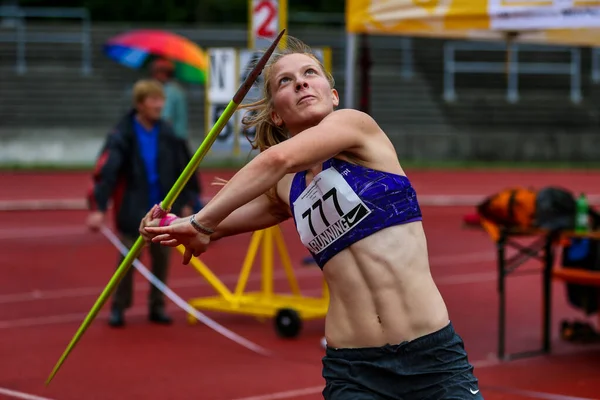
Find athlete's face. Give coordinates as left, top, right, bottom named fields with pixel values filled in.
left=269, top=53, right=339, bottom=135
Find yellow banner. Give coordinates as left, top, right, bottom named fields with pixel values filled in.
left=383, top=26, right=600, bottom=47
left=347, top=0, right=489, bottom=34
left=347, top=0, right=600, bottom=35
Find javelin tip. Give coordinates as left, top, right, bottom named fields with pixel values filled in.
left=233, top=29, right=286, bottom=104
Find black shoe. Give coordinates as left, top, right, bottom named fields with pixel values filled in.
left=149, top=310, right=172, bottom=325
left=108, top=309, right=125, bottom=327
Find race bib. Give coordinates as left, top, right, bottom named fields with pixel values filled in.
left=293, top=167, right=371, bottom=254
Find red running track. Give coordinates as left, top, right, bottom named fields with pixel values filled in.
left=2, top=169, right=600, bottom=199
left=1, top=169, right=599, bottom=400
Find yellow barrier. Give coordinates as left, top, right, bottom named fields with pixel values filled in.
left=178, top=225, right=329, bottom=338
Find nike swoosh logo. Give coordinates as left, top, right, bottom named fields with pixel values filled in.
left=346, top=207, right=362, bottom=224
left=470, top=389, right=479, bottom=395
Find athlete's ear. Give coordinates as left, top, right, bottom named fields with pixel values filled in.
left=331, top=89, right=339, bottom=108
left=271, top=110, right=284, bottom=126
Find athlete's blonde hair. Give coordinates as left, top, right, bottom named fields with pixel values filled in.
left=239, top=36, right=335, bottom=153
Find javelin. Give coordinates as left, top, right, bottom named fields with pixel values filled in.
left=45, top=29, right=286, bottom=386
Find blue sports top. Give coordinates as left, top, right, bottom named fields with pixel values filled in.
left=289, top=158, right=422, bottom=269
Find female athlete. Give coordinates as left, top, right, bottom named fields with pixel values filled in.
left=140, top=36, right=483, bottom=399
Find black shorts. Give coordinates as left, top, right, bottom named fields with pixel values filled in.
left=321, top=322, right=483, bottom=400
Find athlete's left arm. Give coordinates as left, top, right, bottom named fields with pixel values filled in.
left=274, top=109, right=377, bottom=172
left=193, top=109, right=374, bottom=229
left=148, top=109, right=374, bottom=239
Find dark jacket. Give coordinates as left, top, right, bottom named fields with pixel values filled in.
left=88, top=109, right=200, bottom=236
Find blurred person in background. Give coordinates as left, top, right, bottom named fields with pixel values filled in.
left=151, top=58, right=187, bottom=141
left=86, top=79, right=199, bottom=328
left=150, top=58, right=204, bottom=213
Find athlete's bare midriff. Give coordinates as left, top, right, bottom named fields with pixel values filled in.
left=322, top=221, right=450, bottom=349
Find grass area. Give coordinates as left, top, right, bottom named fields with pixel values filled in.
left=2, top=159, right=600, bottom=172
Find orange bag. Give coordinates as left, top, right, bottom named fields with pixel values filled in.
left=477, top=187, right=538, bottom=241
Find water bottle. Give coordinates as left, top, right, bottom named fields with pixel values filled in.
left=575, top=193, right=589, bottom=233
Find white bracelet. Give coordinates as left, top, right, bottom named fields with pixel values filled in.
left=189, top=215, right=214, bottom=235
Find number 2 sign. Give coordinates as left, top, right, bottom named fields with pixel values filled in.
left=250, top=0, right=285, bottom=49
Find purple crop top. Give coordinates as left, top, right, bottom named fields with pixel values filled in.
left=288, top=158, right=422, bottom=269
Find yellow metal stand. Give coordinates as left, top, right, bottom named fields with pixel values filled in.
left=179, top=225, right=329, bottom=338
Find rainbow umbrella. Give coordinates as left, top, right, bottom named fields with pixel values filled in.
left=104, top=29, right=208, bottom=84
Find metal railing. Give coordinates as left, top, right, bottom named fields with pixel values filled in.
left=443, top=41, right=581, bottom=103
left=592, top=48, right=600, bottom=84
left=0, top=6, right=92, bottom=75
